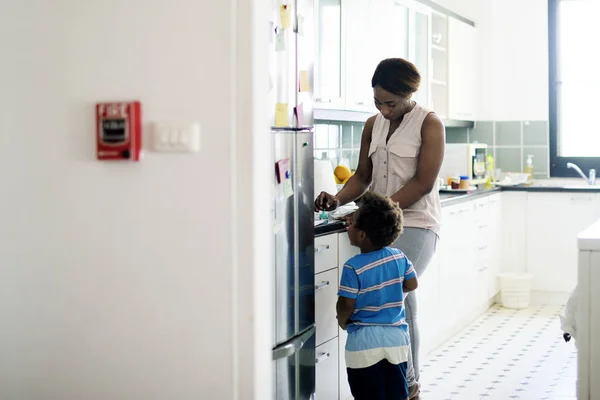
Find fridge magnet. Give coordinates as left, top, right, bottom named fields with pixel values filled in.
left=283, top=179, right=294, bottom=199
left=294, top=103, right=305, bottom=127
left=275, top=103, right=289, bottom=127
left=280, top=5, right=291, bottom=29
left=298, top=70, right=310, bottom=92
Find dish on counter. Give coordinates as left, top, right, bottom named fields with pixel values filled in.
left=439, top=186, right=477, bottom=194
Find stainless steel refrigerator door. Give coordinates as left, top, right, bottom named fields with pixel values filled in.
left=273, top=326, right=316, bottom=400
left=273, top=131, right=297, bottom=346
left=268, top=0, right=314, bottom=129
left=294, top=130, right=315, bottom=334
left=273, top=130, right=315, bottom=346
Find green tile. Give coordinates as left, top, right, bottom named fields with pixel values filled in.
left=470, top=121, right=494, bottom=145
left=495, top=121, right=522, bottom=146
left=353, top=123, right=364, bottom=148
left=522, top=147, right=549, bottom=175
left=341, top=122, right=353, bottom=148
left=523, top=121, right=548, bottom=146
left=446, top=127, right=469, bottom=143
left=495, top=148, right=522, bottom=173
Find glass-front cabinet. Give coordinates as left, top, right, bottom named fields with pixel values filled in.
left=314, top=0, right=343, bottom=108
left=314, top=0, right=475, bottom=120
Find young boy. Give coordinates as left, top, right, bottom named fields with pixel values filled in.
left=337, top=191, right=418, bottom=400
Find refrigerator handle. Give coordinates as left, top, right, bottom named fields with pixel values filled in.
left=272, top=326, right=316, bottom=361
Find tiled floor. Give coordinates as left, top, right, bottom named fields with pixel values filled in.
left=420, top=304, right=577, bottom=400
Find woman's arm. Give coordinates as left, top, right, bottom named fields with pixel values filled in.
left=389, top=113, right=445, bottom=209
left=334, top=115, right=376, bottom=206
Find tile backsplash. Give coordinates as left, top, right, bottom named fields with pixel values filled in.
left=315, top=119, right=550, bottom=178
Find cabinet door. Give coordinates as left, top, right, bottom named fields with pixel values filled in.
left=314, top=0, right=344, bottom=108
left=338, top=231, right=359, bottom=268
left=487, top=194, right=503, bottom=298
left=448, top=16, right=476, bottom=120
left=315, top=338, right=339, bottom=400
left=527, top=193, right=600, bottom=292
left=343, top=0, right=375, bottom=112
left=430, top=11, right=448, bottom=118
left=315, top=268, right=340, bottom=346
left=418, top=246, right=440, bottom=356
left=411, top=4, right=431, bottom=108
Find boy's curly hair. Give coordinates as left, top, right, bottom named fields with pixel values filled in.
left=353, top=191, right=404, bottom=248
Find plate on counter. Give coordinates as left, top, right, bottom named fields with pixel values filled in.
left=439, top=186, right=477, bottom=194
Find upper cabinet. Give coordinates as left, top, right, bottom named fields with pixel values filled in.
left=314, top=0, right=477, bottom=121
left=447, top=16, right=476, bottom=120
left=314, top=0, right=343, bottom=108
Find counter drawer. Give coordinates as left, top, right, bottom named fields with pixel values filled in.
left=315, top=338, right=339, bottom=400
left=315, top=234, right=338, bottom=274
left=315, top=268, right=339, bottom=346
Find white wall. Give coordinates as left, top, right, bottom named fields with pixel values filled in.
left=434, top=0, right=549, bottom=121
left=0, top=1, right=272, bottom=399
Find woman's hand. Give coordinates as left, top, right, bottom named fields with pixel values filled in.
left=314, top=192, right=340, bottom=212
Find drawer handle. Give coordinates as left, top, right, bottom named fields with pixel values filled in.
left=478, top=224, right=488, bottom=229
left=315, top=245, right=330, bottom=253
left=478, top=265, right=488, bottom=272
left=315, top=280, right=330, bottom=291
left=478, top=245, right=488, bottom=251
left=315, top=352, right=330, bottom=363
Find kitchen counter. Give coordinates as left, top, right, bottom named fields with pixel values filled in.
left=315, top=179, right=600, bottom=237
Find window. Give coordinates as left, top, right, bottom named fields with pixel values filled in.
left=549, top=0, right=600, bottom=176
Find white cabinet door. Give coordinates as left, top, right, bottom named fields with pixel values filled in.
left=447, top=17, right=476, bottom=120
left=487, top=194, right=503, bottom=298
left=338, top=231, right=359, bottom=268
left=315, top=338, right=339, bottom=400
left=418, top=245, right=441, bottom=356
left=314, top=0, right=344, bottom=109
left=315, top=234, right=338, bottom=274
left=501, top=192, right=528, bottom=273
left=315, top=268, right=340, bottom=346
left=343, top=0, right=376, bottom=112
left=526, top=193, right=600, bottom=292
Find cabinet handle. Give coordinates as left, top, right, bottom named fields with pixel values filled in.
left=478, top=265, right=488, bottom=272
left=315, top=352, right=330, bottom=363
left=315, top=245, right=330, bottom=253
left=355, top=101, right=365, bottom=106
left=478, top=224, right=488, bottom=229
left=315, top=281, right=330, bottom=291
left=478, top=245, right=488, bottom=251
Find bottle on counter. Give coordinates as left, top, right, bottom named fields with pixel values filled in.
left=525, top=154, right=535, bottom=184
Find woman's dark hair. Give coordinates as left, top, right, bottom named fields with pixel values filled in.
left=354, top=191, right=404, bottom=248
left=371, top=58, right=421, bottom=97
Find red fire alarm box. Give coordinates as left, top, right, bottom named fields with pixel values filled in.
left=96, top=101, right=142, bottom=161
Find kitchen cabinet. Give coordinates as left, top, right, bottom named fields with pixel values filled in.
left=315, top=338, right=339, bottom=399
left=315, top=268, right=341, bottom=346
left=314, top=0, right=344, bottom=108
left=526, top=193, right=600, bottom=293
left=314, top=0, right=476, bottom=121
left=447, top=16, right=476, bottom=120
left=418, top=243, right=441, bottom=356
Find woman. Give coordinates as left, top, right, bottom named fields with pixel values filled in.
left=315, top=58, right=444, bottom=399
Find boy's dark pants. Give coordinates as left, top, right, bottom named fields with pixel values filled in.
left=347, top=359, right=408, bottom=400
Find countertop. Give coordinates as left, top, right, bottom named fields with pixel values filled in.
left=315, top=179, right=600, bottom=237
left=578, top=218, right=600, bottom=251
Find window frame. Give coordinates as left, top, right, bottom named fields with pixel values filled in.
left=548, top=0, right=600, bottom=177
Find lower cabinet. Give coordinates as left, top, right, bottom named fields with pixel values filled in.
left=315, top=338, right=339, bottom=400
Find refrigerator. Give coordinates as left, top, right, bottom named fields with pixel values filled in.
left=269, top=0, right=316, bottom=398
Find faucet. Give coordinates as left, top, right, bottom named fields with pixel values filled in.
left=567, top=162, right=596, bottom=185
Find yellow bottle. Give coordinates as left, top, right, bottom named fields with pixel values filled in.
left=524, top=154, right=534, bottom=184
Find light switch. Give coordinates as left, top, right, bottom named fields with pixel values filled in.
left=153, top=122, right=201, bottom=153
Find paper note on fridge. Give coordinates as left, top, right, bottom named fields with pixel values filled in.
left=299, top=71, right=310, bottom=92
left=275, top=30, right=285, bottom=52
left=280, top=5, right=291, bottom=29
left=275, top=103, right=289, bottom=127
